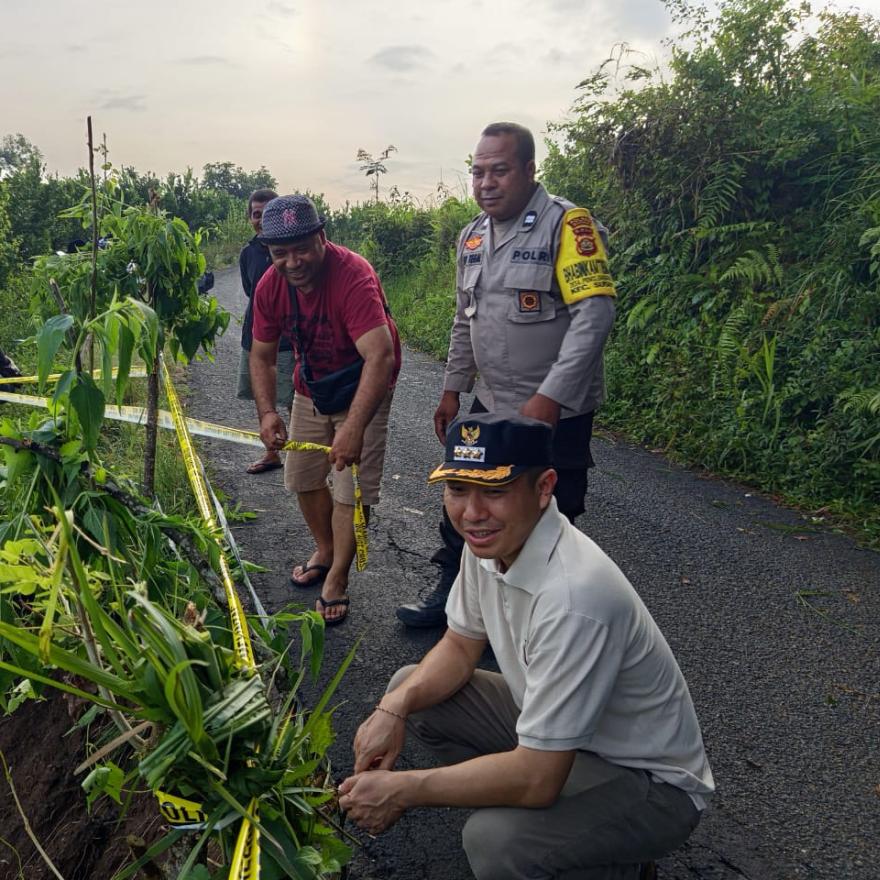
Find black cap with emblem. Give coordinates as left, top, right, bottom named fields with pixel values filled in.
left=427, top=413, right=553, bottom=486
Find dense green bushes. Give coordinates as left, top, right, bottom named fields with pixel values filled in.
left=539, top=0, right=879, bottom=534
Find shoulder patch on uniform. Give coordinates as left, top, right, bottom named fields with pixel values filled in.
left=555, top=208, right=616, bottom=304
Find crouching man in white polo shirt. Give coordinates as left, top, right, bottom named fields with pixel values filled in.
left=339, top=413, right=714, bottom=880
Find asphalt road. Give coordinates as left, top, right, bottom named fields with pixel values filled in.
left=185, top=267, right=879, bottom=880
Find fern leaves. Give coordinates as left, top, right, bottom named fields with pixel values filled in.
left=694, top=160, right=744, bottom=231
left=720, top=244, right=783, bottom=288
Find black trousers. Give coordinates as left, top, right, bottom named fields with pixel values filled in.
left=432, top=402, right=595, bottom=585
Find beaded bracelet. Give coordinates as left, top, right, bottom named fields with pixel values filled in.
left=375, top=704, right=406, bottom=722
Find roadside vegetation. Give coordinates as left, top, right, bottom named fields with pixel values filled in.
left=541, top=0, right=880, bottom=541
left=0, top=143, right=351, bottom=877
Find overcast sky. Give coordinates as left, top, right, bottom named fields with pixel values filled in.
left=2, top=0, right=878, bottom=208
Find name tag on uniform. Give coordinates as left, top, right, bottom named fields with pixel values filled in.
left=511, top=248, right=551, bottom=265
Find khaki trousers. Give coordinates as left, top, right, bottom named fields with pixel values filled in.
left=388, top=666, right=701, bottom=880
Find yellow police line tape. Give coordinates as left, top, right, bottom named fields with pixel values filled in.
left=0, top=386, right=275, bottom=629
left=199, top=456, right=271, bottom=630
left=277, top=440, right=368, bottom=572
left=159, top=359, right=262, bottom=879
left=1, top=378, right=263, bottom=870
left=158, top=366, right=365, bottom=877
left=160, top=361, right=256, bottom=671
left=0, top=367, right=148, bottom=385
left=2, top=370, right=367, bottom=877
left=0, top=389, right=368, bottom=570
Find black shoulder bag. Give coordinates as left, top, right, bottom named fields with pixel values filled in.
left=287, top=286, right=364, bottom=415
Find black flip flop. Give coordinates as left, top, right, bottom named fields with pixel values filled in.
left=316, top=595, right=350, bottom=626
left=289, top=563, right=330, bottom=589
left=246, top=457, right=283, bottom=474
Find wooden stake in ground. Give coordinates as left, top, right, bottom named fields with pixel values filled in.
left=86, top=117, right=99, bottom=376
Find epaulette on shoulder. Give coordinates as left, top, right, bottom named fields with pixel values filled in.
left=549, top=194, right=577, bottom=213
left=461, top=213, right=487, bottom=238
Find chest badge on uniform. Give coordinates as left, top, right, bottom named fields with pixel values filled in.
left=522, top=210, right=537, bottom=228
left=518, top=291, right=541, bottom=313
left=464, top=235, right=483, bottom=251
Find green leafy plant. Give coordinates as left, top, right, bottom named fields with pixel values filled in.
left=540, top=0, right=880, bottom=541
left=32, top=173, right=229, bottom=493
left=0, top=407, right=353, bottom=878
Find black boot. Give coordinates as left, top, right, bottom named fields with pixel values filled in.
left=396, top=570, right=455, bottom=628
left=397, top=508, right=462, bottom=627
left=395, top=585, right=451, bottom=628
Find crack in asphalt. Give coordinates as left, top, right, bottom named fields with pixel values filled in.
left=383, top=529, right=436, bottom=565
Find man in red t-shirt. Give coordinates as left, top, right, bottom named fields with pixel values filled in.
left=251, top=194, right=401, bottom=625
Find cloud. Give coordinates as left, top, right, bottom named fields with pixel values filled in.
left=486, top=41, right=524, bottom=62
left=178, top=55, right=235, bottom=66
left=368, top=45, right=434, bottom=72
left=545, top=0, right=586, bottom=10
left=543, top=47, right=578, bottom=66
left=97, top=93, right=147, bottom=112
left=267, top=1, right=297, bottom=15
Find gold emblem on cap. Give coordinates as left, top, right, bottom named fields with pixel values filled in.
left=460, top=425, right=480, bottom=446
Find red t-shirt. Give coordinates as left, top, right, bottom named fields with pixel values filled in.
left=251, top=242, right=402, bottom=398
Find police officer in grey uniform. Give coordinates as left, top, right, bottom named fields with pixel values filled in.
left=397, top=121, right=617, bottom=627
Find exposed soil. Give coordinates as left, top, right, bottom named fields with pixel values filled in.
left=0, top=693, right=161, bottom=880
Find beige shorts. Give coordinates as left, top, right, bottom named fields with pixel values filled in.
left=283, top=390, right=393, bottom=506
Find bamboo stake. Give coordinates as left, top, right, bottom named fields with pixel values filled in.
left=86, top=117, right=99, bottom=375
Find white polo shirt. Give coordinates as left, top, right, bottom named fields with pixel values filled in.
left=445, top=499, right=714, bottom=803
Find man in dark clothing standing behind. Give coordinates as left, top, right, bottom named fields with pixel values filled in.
left=237, top=187, right=295, bottom=474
